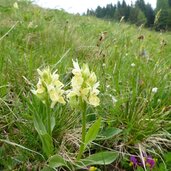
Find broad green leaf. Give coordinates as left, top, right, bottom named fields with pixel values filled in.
left=33, top=115, right=47, bottom=135
left=164, top=152, right=171, bottom=162
left=76, top=151, right=118, bottom=168
left=84, top=117, right=101, bottom=148
left=40, top=133, right=54, bottom=157
left=33, top=115, right=54, bottom=157
left=97, top=127, right=122, bottom=140
left=41, top=166, right=54, bottom=171
left=48, top=154, right=70, bottom=170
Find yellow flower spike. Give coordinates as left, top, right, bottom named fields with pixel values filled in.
left=89, top=166, right=97, bottom=171
left=68, top=60, right=100, bottom=107
left=32, top=67, right=65, bottom=108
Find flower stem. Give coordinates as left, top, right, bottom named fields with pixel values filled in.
left=46, top=103, right=51, bottom=136
left=77, top=101, right=87, bottom=160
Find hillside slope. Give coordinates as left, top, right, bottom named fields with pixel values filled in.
left=0, top=0, right=171, bottom=170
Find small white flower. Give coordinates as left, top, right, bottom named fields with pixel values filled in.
left=102, top=63, right=106, bottom=67
left=152, top=87, right=158, bottom=93
left=13, top=2, right=19, bottom=9
left=157, top=99, right=161, bottom=103
left=106, top=85, right=110, bottom=89
left=111, top=96, right=117, bottom=104
left=131, top=63, right=136, bottom=67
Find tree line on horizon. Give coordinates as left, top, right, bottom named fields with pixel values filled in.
left=85, top=0, right=171, bottom=31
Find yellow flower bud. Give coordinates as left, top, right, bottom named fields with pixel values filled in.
left=89, top=166, right=97, bottom=171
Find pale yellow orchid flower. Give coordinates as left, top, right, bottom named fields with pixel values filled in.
left=32, top=67, right=65, bottom=108
left=67, top=60, right=100, bottom=107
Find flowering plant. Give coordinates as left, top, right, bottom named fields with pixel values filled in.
left=130, top=154, right=156, bottom=170
left=31, top=67, right=65, bottom=157
left=67, top=60, right=100, bottom=108
left=66, top=60, right=101, bottom=160
left=32, top=67, right=65, bottom=108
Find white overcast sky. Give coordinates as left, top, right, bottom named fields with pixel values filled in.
left=33, top=0, right=156, bottom=14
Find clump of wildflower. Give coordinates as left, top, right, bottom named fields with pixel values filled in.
left=130, top=156, right=139, bottom=168
left=145, top=156, right=156, bottom=169
left=67, top=60, right=100, bottom=107
left=130, top=154, right=156, bottom=170
left=31, top=67, right=65, bottom=108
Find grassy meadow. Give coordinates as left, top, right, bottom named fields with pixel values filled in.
left=0, top=0, right=171, bottom=170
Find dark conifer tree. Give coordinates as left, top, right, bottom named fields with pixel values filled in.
left=145, top=3, right=155, bottom=27
left=169, top=0, right=171, bottom=7
left=155, top=0, right=170, bottom=30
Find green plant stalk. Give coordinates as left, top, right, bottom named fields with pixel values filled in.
left=47, top=103, right=54, bottom=157
left=77, top=100, right=87, bottom=160
left=47, top=110, right=52, bottom=136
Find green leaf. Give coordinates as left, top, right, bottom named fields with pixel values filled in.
left=33, top=115, right=47, bottom=135
left=84, top=117, right=101, bottom=149
left=48, top=154, right=70, bottom=170
left=97, top=127, right=122, bottom=140
left=136, top=167, right=145, bottom=171
left=41, top=166, right=54, bottom=171
left=159, top=163, right=168, bottom=171
left=50, top=115, right=56, bottom=132
left=76, top=151, right=118, bottom=168
left=40, top=133, right=54, bottom=157
left=164, top=152, right=171, bottom=163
